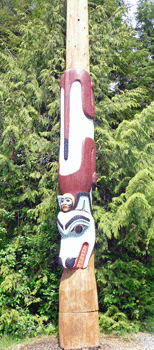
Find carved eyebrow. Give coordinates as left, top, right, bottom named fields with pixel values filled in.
left=65, top=215, right=90, bottom=230
left=57, top=218, right=64, bottom=230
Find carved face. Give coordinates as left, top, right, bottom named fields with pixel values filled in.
left=57, top=192, right=95, bottom=269
left=58, top=193, right=75, bottom=212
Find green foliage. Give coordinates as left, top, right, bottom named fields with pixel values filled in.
left=134, top=0, right=154, bottom=103
left=0, top=238, right=61, bottom=337
left=99, top=306, right=138, bottom=334
left=0, top=307, right=47, bottom=338
left=94, top=97, right=154, bottom=332
left=96, top=259, right=154, bottom=320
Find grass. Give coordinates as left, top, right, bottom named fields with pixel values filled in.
left=0, top=323, right=58, bottom=349
left=0, top=335, right=26, bottom=350
left=0, top=334, right=58, bottom=350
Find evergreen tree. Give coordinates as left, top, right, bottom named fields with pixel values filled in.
left=134, top=0, right=154, bottom=103
left=136, top=0, right=154, bottom=56
left=0, top=0, right=66, bottom=335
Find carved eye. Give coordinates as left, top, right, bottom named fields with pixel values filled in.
left=72, top=224, right=85, bottom=234
left=61, top=197, right=73, bottom=206
left=65, top=198, right=73, bottom=205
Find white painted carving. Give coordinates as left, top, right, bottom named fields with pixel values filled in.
left=57, top=193, right=95, bottom=269
left=59, top=81, right=94, bottom=176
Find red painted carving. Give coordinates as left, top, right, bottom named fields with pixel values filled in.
left=60, top=69, right=95, bottom=142
left=58, top=137, right=97, bottom=197
left=73, top=242, right=89, bottom=269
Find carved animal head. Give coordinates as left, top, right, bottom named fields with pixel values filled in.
left=57, top=192, right=95, bottom=269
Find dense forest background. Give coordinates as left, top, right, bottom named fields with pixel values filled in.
left=0, top=0, right=154, bottom=338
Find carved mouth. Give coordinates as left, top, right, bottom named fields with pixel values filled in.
left=74, top=242, right=89, bottom=269
left=62, top=205, right=69, bottom=211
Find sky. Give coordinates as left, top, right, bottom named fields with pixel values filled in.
left=125, top=0, right=138, bottom=27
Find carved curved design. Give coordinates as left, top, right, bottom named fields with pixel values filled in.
left=57, top=69, right=96, bottom=269
left=57, top=192, right=95, bottom=269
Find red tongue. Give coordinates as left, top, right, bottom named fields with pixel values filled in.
left=74, top=242, right=89, bottom=269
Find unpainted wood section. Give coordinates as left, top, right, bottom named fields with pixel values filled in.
left=59, top=310, right=100, bottom=349
left=66, top=0, right=89, bottom=71
left=59, top=251, right=99, bottom=313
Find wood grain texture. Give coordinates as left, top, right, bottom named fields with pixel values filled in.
left=59, top=252, right=100, bottom=348
left=66, top=0, right=89, bottom=71
left=59, top=251, right=99, bottom=313
left=59, top=310, right=100, bottom=349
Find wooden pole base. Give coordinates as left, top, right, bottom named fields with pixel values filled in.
left=59, top=311, right=100, bottom=349
left=59, top=252, right=100, bottom=349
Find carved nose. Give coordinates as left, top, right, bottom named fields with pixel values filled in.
left=65, top=258, right=76, bottom=268
left=58, top=257, right=63, bottom=267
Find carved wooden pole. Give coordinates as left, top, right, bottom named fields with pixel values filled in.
left=57, top=0, right=100, bottom=348
left=66, top=0, right=89, bottom=71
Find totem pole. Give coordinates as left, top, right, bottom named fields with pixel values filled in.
left=57, top=0, right=100, bottom=348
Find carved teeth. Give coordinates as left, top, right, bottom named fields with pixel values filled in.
left=76, top=243, right=87, bottom=268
